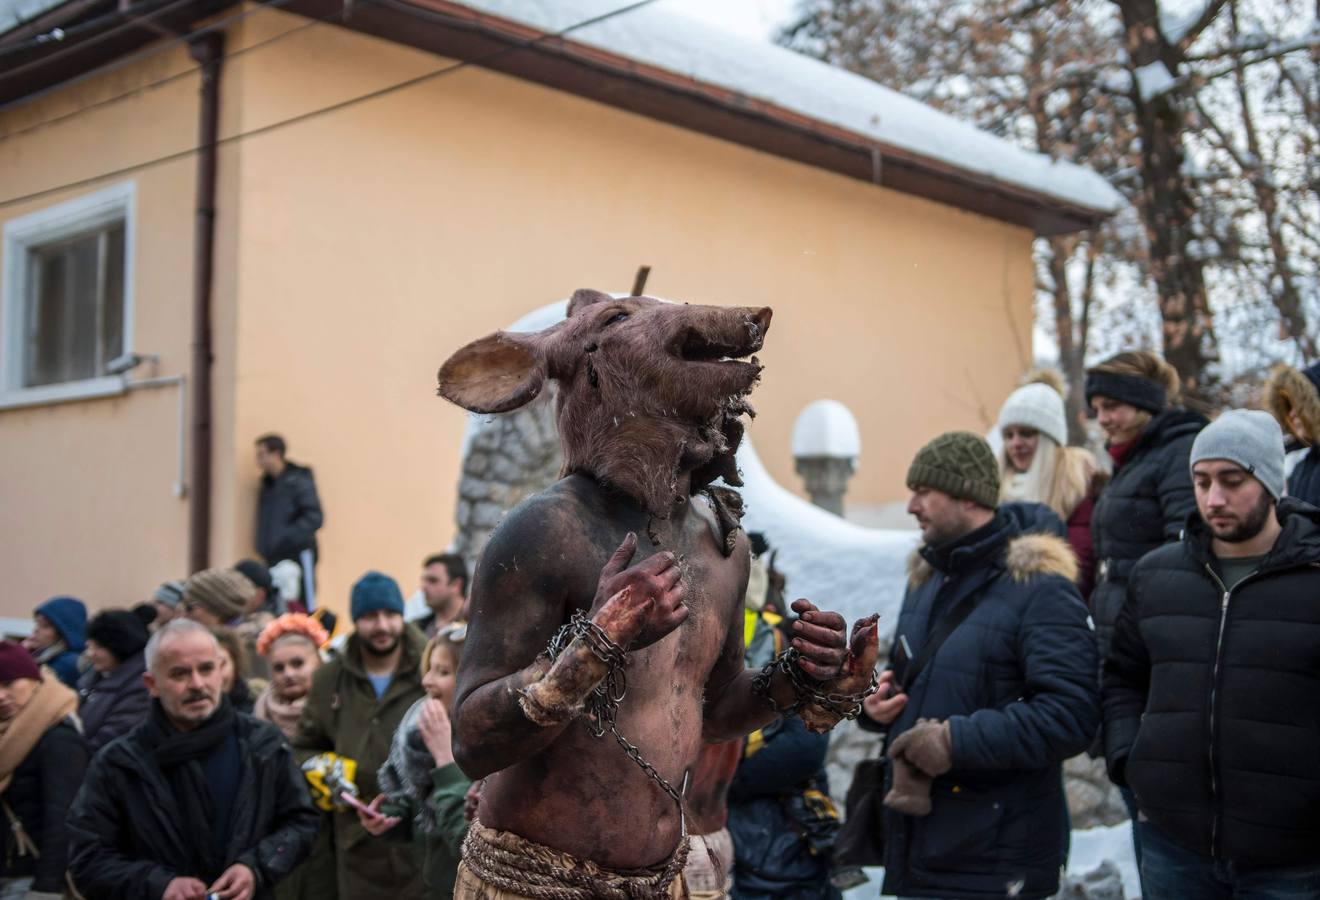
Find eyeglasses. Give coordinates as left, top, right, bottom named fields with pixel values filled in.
left=437, top=622, right=467, bottom=642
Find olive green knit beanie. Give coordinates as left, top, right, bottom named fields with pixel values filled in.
left=906, top=431, right=1000, bottom=509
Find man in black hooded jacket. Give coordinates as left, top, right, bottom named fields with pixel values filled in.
left=1105, top=409, right=1320, bottom=898
left=67, top=620, right=319, bottom=900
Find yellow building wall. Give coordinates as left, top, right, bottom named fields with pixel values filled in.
left=0, top=6, right=1034, bottom=620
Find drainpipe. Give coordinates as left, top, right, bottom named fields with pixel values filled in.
left=188, top=31, right=223, bottom=573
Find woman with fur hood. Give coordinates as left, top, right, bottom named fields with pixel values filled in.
left=1264, top=360, right=1320, bottom=506
left=996, top=373, right=1104, bottom=596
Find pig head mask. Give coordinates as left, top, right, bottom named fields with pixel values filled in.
left=438, top=289, right=772, bottom=542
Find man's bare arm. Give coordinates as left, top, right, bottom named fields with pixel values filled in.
left=702, top=599, right=854, bottom=742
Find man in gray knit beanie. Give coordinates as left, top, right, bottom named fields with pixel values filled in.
left=1190, top=409, right=1286, bottom=501
left=1104, top=413, right=1320, bottom=897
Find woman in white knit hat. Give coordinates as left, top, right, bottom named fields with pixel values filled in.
left=996, top=373, right=1105, bottom=595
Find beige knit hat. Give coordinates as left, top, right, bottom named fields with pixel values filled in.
left=184, top=567, right=255, bottom=623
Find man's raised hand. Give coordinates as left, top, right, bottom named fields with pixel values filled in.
left=789, top=599, right=849, bottom=681
left=589, top=532, right=688, bottom=650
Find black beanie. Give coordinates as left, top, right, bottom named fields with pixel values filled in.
left=87, top=610, right=151, bottom=664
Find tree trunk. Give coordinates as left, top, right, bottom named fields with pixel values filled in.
left=1114, top=0, right=1220, bottom=406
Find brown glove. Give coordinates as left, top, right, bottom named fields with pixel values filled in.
left=888, top=718, right=953, bottom=778
left=883, top=751, right=933, bottom=816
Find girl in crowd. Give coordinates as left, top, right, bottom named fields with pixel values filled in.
left=78, top=610, right=152, bottom=752
left=996, top=373, right=1104, bottom=595
left=360, top=624, right=472, bottom=900
left=254, top=614, right=328, bottom=741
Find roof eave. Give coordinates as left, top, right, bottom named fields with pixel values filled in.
left=1, top=0, right=1116, bottom=234
left=311, top=0, right=1114, bottom=235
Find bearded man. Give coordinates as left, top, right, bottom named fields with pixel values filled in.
left=437, top=289, right=878, bottom=899
left=1105, top=410, right=1320, bottom=898
left=294, top=571, right=427, bottom=898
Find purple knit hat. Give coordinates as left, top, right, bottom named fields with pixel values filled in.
left=0, top=641, right=42, bottom=682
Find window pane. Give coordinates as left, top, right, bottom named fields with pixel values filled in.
left=100, top=222, right=125, bottom=370
left=24, top=251, right=64, bottom=386
left=64, top=234, right=100, bottom=383
left=22, top=221, right=126, bottom=388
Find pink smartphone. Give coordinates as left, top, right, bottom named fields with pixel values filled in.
left=340, top=792, right=382, bottom=819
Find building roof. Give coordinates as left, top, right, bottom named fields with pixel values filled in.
left=0, top=0, right=1123, bottom=233
left=460, top=0, right=1122, bottom=218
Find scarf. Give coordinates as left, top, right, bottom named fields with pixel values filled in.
left=141, top=697, right=237, bottom=881
left=0, top=670, right=78, bottom=794
left=377, top=697, right=440, bottom=834
left=254, top=686, right=305, bottom=741
left=32, top=642, right=67, bottom=667
left=1107, top=438, right=1138, bottom=470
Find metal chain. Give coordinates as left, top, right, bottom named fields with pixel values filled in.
left=544, top=612, right=683, bottom=809
left=751, top=648, right=880, bottom=720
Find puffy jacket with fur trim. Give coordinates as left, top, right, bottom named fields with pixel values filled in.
left=876, top=504, right=1100, bottom=900
left=1103, top=498, right=1320, bottom=867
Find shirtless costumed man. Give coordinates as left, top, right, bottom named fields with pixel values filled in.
left=437, top=289, right=879, bottom=899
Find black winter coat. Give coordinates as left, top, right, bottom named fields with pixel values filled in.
left=1103, top=499, right=1320, bottom=867
left=1089, top=408, right=1206, bottom=663
left=1289, top=447, right=1320, bottom=507
left=0, top=719, right=88, bottom=892
left=78, top=652, right=150, bottom=752
left=256, top=462, right=323, bottom=566
left=727, top=716, right=838, bottom=900
left=876, top=506, right=1100, bottom=900
left=67, top=711, right=320, bottom=900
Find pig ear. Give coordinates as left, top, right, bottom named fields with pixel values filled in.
left=567, top=288, right=614, bottom=318
left=437, top=331, right=548, bottom=414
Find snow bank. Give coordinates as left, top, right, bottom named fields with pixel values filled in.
left=451, top=0, right=1124, bottom=215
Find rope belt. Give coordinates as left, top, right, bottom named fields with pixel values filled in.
left=462, top=821, right=689, bottom=900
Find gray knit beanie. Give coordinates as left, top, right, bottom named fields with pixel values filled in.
left=997, top=382, right=1068, bottom=447
left=1189, top=409, right=1286, bottom=500
left=907, top=431, right=1000, bottom=509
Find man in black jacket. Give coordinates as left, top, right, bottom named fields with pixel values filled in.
left=255, top=434, right=324, bottom=609
left=68, top=620, right=320, bottom=900
left=860, top=432, right=1099, bottom=900
left=1105, top=409, right=1320, bottom=898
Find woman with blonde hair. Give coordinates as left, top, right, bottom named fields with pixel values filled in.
left=358, top=625, right=471, bottom=900
left=996, top=373, right=1104, bottom=595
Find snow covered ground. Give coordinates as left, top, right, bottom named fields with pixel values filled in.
left=841, top=822, right=1141, bottom=898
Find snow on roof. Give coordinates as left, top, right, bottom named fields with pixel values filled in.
left=456, top=0, right=1124, bottom=215
left=791, top=399, right=862, bottom=458
left=0, top=0, right=63, bottom=33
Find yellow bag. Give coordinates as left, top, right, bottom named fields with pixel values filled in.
left=301, top=751, right=359, bottom=812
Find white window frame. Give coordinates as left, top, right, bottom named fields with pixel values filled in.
left=1, top=181, right=136, bottom=410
